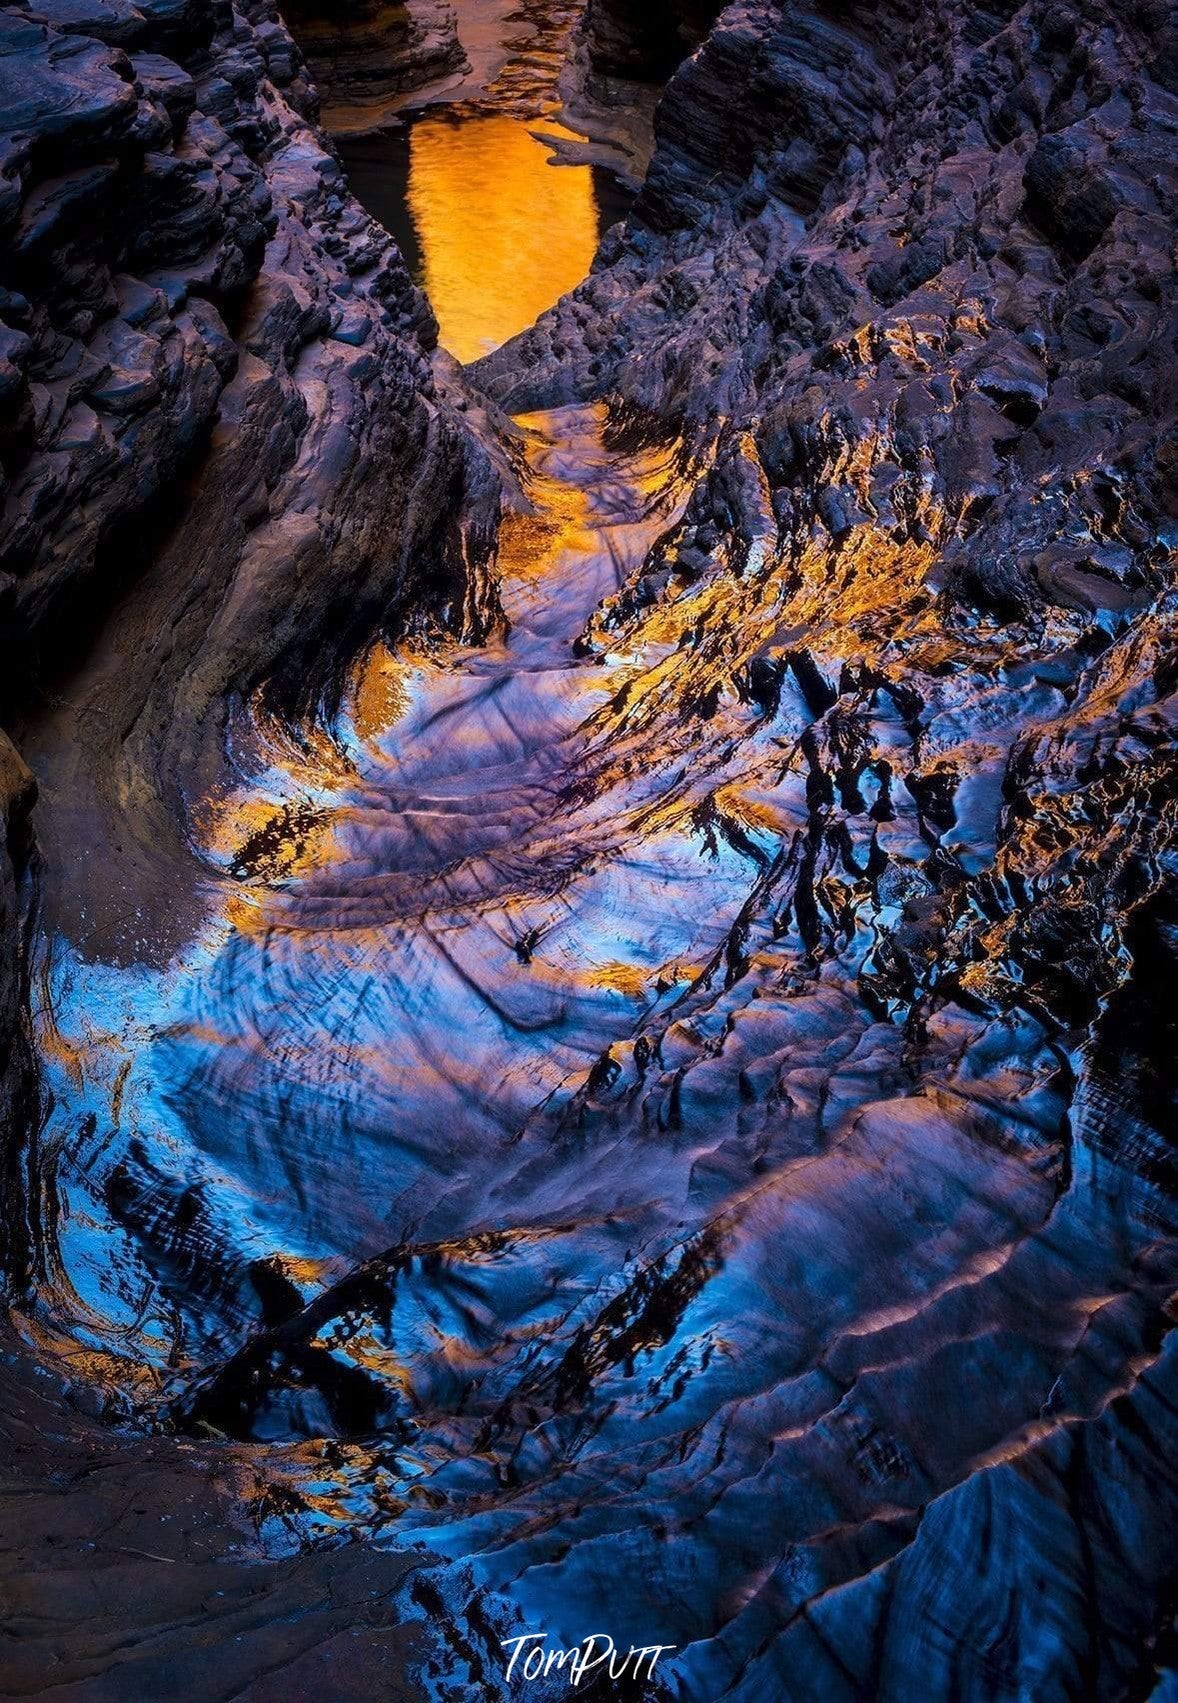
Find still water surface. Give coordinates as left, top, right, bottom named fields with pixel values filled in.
left=336, top=0, right=630, bottom=365
left=341, top=113, right=627, bottom=364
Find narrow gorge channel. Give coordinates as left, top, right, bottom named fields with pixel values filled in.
left=1, top=1, right=1176, bottom=1699
left=333, top=3, right=635, bottom=364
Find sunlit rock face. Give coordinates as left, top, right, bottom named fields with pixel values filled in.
left=2, top=0, right=1178, bottom=1699
left=455, top=0, right=1178, bottom=1689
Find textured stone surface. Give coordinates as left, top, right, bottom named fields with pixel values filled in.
left=0, top=1330, right=425, bottom=1699
left=0, top=731, right=34, bottom=1286
left=476, top=0, right=1176, bottom=1689
left=558, top=0, right=722, bottom=185
left=0, top=0, right=502, bottom=953
left=281, top=0, right=466, bottom=134
left=1, top=0, right=1177, bottom=1697
left=0, top=6, right=502, bottom=1677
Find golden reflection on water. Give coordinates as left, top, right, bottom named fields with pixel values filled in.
left=407, top=113, right=601, bottom=364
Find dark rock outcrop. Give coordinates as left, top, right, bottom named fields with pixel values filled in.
left=474, top=0, right=1177, bottom=1226
left=462, top=4, right=1178, bottom=1688
left=0, top=731, right=34, bottom=1286
left=578, top=0, right=721, bottom=81
left=0, top=0, right=502, bottom=952
left=0, top=0, right=505, bottom=1687
left=560, top=0, right=723, bottom=182
left=281, top=0, right=466, bottom=134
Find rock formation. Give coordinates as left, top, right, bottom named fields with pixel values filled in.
left=478, top=0, right=1178, bottom=1689
left=1, top=0, right=1177, bottom=1696
left=477, top=0, right=1178, bottom=1085
left=0, top=0, right=502, bottom=953
left=0, top=0, right=506, bottom=1684
left=560, top=0, right=723, bottom=182
left=0, top=730, right=34, bottom=1283
left=281, top=0, right=466, bottom=134
left=578, top=0, right=721, bottom=81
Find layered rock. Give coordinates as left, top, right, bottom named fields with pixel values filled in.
left=0, top=0, right=507, bottom=1675
left=0, top=0, right=502, bottom=954
left=560, top=0, right=723, bottom=183
left=0, top=0, right=506, bottom=1688
left=0, top=731, right=34, bottom=1287
left=462, top=2, right=1178, bottom=1688
left=472, top=0, right=1178, bottom=1286
left=281, top=0, right=465, bottom=134
left=476, top=0, right=1178, bottom=1061
left=578, top=0, right=721, bottom=80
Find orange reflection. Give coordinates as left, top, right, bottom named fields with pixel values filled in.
left=407, top=114, right=600, bottom=364
left=351, top=641, right=412, bottom=739
left=586, top=960, right=652, bottom=999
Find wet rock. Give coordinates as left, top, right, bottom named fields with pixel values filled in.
left=0, top=0, right=502, bottom=810
left=0, top=732, right=34, bottom=1286
left=454, top=2, right=1178, bottom=1686
left=0, top=2, right=501, bottom=1652
left=1, top=0, right=1176, bottom=1696
left=281, top=0, right=467, bottom=134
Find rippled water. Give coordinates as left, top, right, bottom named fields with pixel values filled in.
left=27, top=395, right=1178, bottom=1695
left=34, top=408, right=706, bottom=1379
left=19, top=7, right=1178, bottom=1696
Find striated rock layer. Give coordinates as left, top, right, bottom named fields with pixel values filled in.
left=280, top=0, right=467, bottom=135
left=471, top=1, right=1178, bottom=1692
left=559, top=0, right=724, bottom=185
left=1, top=0, right=1177, bottom=1698
left=0, top=0, right=502, bottom=963
left=0, top=2, right=502, bottom=1688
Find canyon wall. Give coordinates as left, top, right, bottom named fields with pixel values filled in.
left=0, top=9, right=509, bottom=1686
left=577, top=0, right=721, bottom=80
left=464, top=3, right=1178, bottom=1689
left=0, top=0, right=1175, bottom=1694
left=280, top=0, right=465, bottom=130
left=477, top=0, right=1178, bottom=1056
left=561, top=0, right=723, bottom=181
left=0, top=0, right=501, bottom=1256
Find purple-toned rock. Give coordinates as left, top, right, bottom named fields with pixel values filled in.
left=281, top=0, right=466, bottom=132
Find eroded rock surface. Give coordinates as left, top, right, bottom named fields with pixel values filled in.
left=2, top=0, right=1177, bottom=1698
left=559, top=0, right=723, bottom=185
left=0, top=0, right=502, bottom=958
left=281, top=0, right=466, bottom=135
left=0, top=4, right=502, bottom=1686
